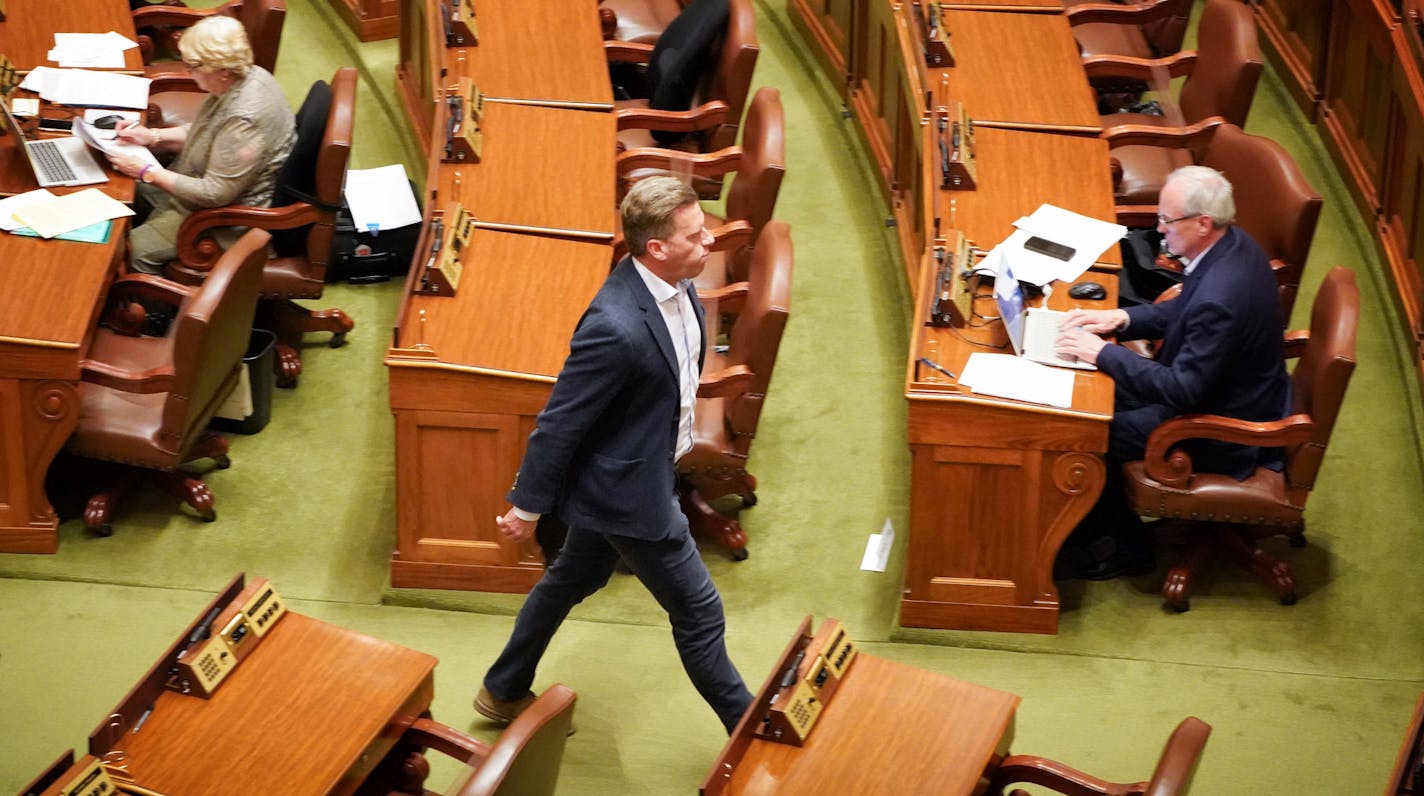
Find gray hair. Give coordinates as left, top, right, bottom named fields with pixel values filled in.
left=1166, top=165, right=1236, bottom=227
left=621, top=176, right=699, bottom=257
left=178, top=15, right=255, bottom=77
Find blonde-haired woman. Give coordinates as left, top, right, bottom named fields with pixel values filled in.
left=109, top=14, right=295, bottom=274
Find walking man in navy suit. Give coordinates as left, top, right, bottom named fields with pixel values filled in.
left=475, top=176, right=754, bottom=733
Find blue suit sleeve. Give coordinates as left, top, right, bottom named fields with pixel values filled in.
left=1098, top=298, right=1237, bottom=411
left=508, top=308, right=633, bottom=514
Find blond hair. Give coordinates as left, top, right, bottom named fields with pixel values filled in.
left=621, top=177, right=699, bottom=256
left=178, top=15, right=255, bottom=77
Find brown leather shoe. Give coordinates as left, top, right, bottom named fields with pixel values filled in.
left=474, top=687, right=577, bottom=735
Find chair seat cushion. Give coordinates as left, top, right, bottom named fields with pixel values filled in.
left=1073, top=22, right=1154, bottom=59
left=86, top=328, right=176, bottom=378
left=68, top=383, right=177, bottom=469
left=1111, top=143, right=1192, bottom=205
left=604, top=0, right=685, bottom=43
left=152, top=90, right=206, bottom=129
left=1122, top=462, right=1305, bottom=526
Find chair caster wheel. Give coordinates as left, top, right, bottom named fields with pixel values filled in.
left=1280, top=592, right=1297, bottom=606
left=94, top=524, right=114, bottom=538
left=1167, top=599, right=1190, bottom=613
left=741, top=492, right=758, bottom=508
left=215, top=454, right=232, bottom=470
left=201, top=511, right=217, bottom=523
left=329, top=332, right=347, bottom=348
left=1287, top=533, right=1306, bottom=548
left=729, top=547, right=749, bottom=561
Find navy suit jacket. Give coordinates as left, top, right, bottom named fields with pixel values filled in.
left=508, top=257, right=706, bottom=540
left=1097, top=226, right=1290, bottom=475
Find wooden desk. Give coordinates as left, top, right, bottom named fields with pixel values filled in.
left=0, top=0, right=144, bottom=70
left=943, top=0, right=1063, bottom=10
left=97, top=611, right=436, bottom=795
left=902, top=259, right=1117, bottom=634
left=703, top=618, right=1019, bottom=794
left=940, top=10, right=1100, bottom=134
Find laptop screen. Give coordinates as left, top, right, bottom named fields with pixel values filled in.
left=0, top=99, right=29, bottom=152
left=993, top=251, right=1026, bottom=356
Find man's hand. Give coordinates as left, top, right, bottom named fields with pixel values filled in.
left=495, top=507, right=536, bottom=543
left=1060, top=308, right=1129, bottom=335
left=1055, top=325, right=1110, bottom=365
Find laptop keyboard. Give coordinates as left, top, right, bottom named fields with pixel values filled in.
left=30, top=140, right=76, bottom=183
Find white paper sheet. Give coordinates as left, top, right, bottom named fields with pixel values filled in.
left=12, top=188, right=135, bottom=239
left=75, top=118, right=159, bottom=168
left=48, top=32, right=138, bottom=68
left=343, top=164, right=423, bottom=231
left=0, top=189, right=58, bottom=232
left=859, top=518, right=895, bottom=572
left=959, top=353, right=1076, bottom=408
left=20, top=67, right=150, bottom=109
left=1007, top=203, right=1128, bottom=284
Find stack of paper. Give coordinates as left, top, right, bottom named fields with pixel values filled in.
left=985, top=204, right=1127, bottom=286
left=10, top=188, right=134, bottom=239
left=48, top=32, right=139, bottom=69
left=343, top=164, right=423, bottom=232
left=20, top=66, right=151, bottom=109
left=75, top=118, right=159, bottom=169
left=959, top=353, right=1076, bottom=408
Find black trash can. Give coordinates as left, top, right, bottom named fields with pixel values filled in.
left=211, top=329, right=276, bottom=435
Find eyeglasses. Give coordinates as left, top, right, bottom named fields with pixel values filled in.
left=1157, top=212, right=1202, bottom=225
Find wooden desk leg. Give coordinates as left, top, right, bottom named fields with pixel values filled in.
left=0, top=378, right=80, bottom=554
left=900, top=446, right=1105, bottom=634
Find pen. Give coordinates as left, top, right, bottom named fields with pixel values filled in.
left=919, top=357, right=958, bottom=380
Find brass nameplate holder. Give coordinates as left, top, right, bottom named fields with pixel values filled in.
left=922, top=1, right=953, bottom=67
left=756, top=618, right=858, bottom=747
left=443, top=0, right=477, bottom=47
left=442, top=78, right=484, bottom=163
left=0, top=54, right=19, bottom=97
left=417, top=203, right=473, bottom=296
left=928, top=230, right=973, bottom=327
left=57, top=757, right=114, bottom=796
left=169, top=579, right=287, bottom=699
left=938, top=101, right=976, bottom=191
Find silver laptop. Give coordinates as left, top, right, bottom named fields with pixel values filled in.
left=993, top=252, right=1097, bottom=371
left=1, top=101, right=107, bottom=188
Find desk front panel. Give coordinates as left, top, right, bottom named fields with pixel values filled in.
left=110, top=613, right=436, bottom=796
left=721, top=655, right=1018, bottom=794
left=0, top=0, right=142, bottom=70
left=941, top=10, right=1100, bottom=133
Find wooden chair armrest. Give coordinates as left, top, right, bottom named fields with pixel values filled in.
left=616, top=100, right=729, bottom=132
left=106, top=273, right=194, bottom=307
left=605, top=40, right=655, bottom=64
left=176, top=202, right=322, bottom=271
left=1101, top=115, right=1225, bottom=148
left=989, top=755, right=1146, bottom=796
left=708, top=220, right=755, bottom=253
left=1066, top=0, right=1189, bottom=26
left=1282, top=329, right=1309, bottom=358
left=1082, top=50, right=1198, bottom=83
left=131, top=4, right=223, bottom=29
left=147, top=72, right=202, bottom=94
left=80, top=359, right=176, bottom=394
left=698, top=280, right=750, bottom=314
left=1114, top=205, right=1158, bottom=228
left=617, top=145, right=742, bottom=178
left=401, top=718, right=492, bottom=768
left=698, top=364, right=755, bottom=399
left=1143, top=413, right=1316, bottom=485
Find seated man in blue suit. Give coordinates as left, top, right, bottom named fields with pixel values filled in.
left=1052, top=166, right=1291, bottom=580
left=474, top=176, right=753, bottom=734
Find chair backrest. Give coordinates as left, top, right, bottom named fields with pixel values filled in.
left=225, top=0, right=286, bottom=74
left=270, top=67, right=356, bottom=267
left=723, top=220, right=792, bottom=452
left=450, top=684, right=577, bottom=796
left=1144, top=716, right=1212, bottom=796
left=1178, top=0, right=1261, bottom=128
left=1285, top=266, right=1359, bottom=491
left=723, top=87, right=785, bottom=280
left=162, top=228, right=271, bottom=449
left=1138, top=0, right=1192, bottom=58
left=1201, top=124, right=1322, bottom=321
left=699, top=0, right=758, bottom=151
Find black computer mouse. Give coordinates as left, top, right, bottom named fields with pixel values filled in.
left=92, top=115, right=124, bottom=130
left=1069, top=281, right=1107, bottom=301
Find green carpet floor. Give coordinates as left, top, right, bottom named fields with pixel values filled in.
left=2, top=1, right=1422, bottom=793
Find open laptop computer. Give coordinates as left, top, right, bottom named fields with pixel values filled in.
left=993, top=250, right=1097, bottom=371
left=0, top=100, right=107, bottom=188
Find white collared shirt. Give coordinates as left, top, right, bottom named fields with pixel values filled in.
left=1180, top=237, right=1220, bottom=276
left=633, top=257, right=701, bottom=462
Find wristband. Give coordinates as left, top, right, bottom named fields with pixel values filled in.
left=138, top=164, right=154, bottom=183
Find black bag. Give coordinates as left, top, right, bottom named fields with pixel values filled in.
left=1118, top=228, right=1184, bottom=307
left=328, top=194, right=422, bottom=284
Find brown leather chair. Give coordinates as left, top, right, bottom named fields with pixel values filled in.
left=138, top=0, right=286, bottom=128
left=380, top=685, right=576, bottom=796
left=168, top=68, right=357, bottom=387
left=1123, top=267, right=1359, bottom=612
left=618, top=86, right=785, bottom=287
left=65, top=229, right=270, bottom=537
left=1088, top=0, right=1261, bottom=205
left=1110, top=121, right=1323, bottom=320
left=609, top=0, right=758, bottom=193
left=1066, top=0, right=1193, bottom=60
left=679, top=220, right=793, bottom=559
left=988, top=717, right=1212, bottom=796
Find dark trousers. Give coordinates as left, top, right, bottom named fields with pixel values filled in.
left=484, top=500, right=753, bottom=733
